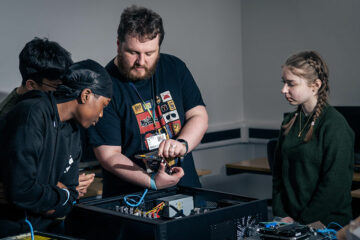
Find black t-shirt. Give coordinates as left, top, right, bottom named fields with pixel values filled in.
left=88, top=53, right=205, bottom=196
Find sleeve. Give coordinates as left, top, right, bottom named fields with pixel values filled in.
left=2, top=107, right=74, bottom=217
left=178, top=61, right=205, bottom=112
left=58, top=132, right=81, bottom=196
left=88, top=87, right=122, bottom=147
left=271, top=129, right=288, bottom=218
left=298, top=120, right=354, bottom=223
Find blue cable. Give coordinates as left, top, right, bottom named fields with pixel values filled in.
left=61, top=188, right=70, bottom=206
left=327, top=222, right=343, bottom=229
left=124, top=189, right=148, bottom=207
left=317, top=229, right=337, bottom=240
left=24, top=212, right=34, bottom=240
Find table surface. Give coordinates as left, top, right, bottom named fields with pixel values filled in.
left=226, top=157, right=270, bottom=173
left=196, top=169, right=212, bottom=177
left=226, top=157, right=360, bottom=182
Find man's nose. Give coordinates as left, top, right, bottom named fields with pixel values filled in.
left=137, top=54, right=145, bottom=66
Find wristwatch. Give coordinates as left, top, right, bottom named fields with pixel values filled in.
left=177, top=138, right=188, bottom=156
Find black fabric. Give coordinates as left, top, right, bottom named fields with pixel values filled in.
left=55, top=59, right=113, bottom=103
left=88, top=53, right=205, bottom=196
left=0, top=90, right=80, bottom=236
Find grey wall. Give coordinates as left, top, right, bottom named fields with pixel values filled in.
left=242, top=0, right=360, bottom=129
left=0, top=0, right=243, bottom=131
left=1, top=0, right=359, bottom=131
left=1, top=1, right=359, bottom=199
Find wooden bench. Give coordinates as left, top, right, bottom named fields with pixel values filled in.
left=226, top=157, right=360, bottom=183
left=226, top=157, right=271, bottom=175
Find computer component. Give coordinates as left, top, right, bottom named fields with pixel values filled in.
left=134, top=150, right=181, bottom=174
left=156, top=194, right=194, bottom=218
left=66, top=186, right=268, bottom=240
left=257, top=222, right=320, bottom=240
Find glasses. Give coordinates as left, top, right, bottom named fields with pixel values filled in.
left=40, top=81, right=61, bottom=90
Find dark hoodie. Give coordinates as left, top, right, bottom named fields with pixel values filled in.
left=0, top=90, right=80, bottom=236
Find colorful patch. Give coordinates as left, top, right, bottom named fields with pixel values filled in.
left=132, top=103, right=144, bottom=115
left=160, top=91, right=172, bottom=102
left=136, top=111, right=160, bottom=134
left=144, top=101, right=152, bottom=111
left=163, top=110, right=179, bottom=124
left=165, top=124, right=174, bottom=138
left=156, top=106, right=166, bottom=125
left=156, top=96, right=161, bottom=104
left=169, top=120, right=181, bottom=135
left=167, top=100, right=176, bottom=111
left=160, top=104, right=169, bottom=113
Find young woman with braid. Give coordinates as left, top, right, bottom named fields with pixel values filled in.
left=272, top=51, right=354, bottom=226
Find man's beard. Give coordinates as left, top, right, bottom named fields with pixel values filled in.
left=117, top=54, right=159, bottom=82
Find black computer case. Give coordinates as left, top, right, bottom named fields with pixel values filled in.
left=66, top=186, right=268, bottom=240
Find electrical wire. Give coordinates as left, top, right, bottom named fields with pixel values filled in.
left=146, top=202, right=165, bottom=217
left=327, top=222, right=343, bottom=230
left=24, top=212, right=34, bottom=240
left=124, top=189, right=148, bottom=207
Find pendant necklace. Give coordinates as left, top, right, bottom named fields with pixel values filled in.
left=298, top=110, right=315, bottom=137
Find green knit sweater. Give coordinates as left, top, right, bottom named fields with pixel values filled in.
left=272, top=105, right=354, bottom=226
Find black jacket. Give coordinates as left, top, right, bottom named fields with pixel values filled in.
left=0, top=90, right=80, bottom=236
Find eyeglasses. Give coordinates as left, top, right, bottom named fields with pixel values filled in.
left=40, top=81, right=60, bottom=90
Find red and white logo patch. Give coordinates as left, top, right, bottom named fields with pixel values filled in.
left=160, top=91, right=172, bottom=102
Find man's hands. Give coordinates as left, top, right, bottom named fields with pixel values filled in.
left=158, top=139, right=187, bottom=158
left=94, top=145, right=185, bottom=191
left=153, top=162, right=184, bottom=189
left=76, top=173, right=95, bottom=198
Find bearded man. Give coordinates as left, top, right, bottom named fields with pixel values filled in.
left=88, top=5, right=208, bottom=197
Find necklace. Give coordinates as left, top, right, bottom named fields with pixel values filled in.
left=298, top=110, right=315, bottom=137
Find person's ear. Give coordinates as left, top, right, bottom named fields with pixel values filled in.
left=79, top=88, right=93, bottom=104
left=312, top=79, right=322, bottom=94
left=117, top=38, right=122, bottom=54
left=25, top=79, right=39, bottom=91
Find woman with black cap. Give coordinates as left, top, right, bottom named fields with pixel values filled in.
left=0, top=59, right=112, bottom=237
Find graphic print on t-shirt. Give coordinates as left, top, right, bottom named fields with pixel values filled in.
left=64, top=155, right=74, bottom=173
left=131, top=90, right=181, bottom=150
left=132, top=102, right=144, bottom=115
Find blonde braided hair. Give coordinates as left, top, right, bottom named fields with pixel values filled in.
left=282, top=51, right=329, bottom=142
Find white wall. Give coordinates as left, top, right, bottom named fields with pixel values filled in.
left=2, top=0, right=359, bottom=136
left=242, top=0, right=360, bottom=129
left=1, top=1, right=359, bottom=199
left=0, top=0, right=243, bottom=132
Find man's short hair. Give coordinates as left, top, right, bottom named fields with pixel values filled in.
left=117, top=6, right=165, bottom=46
left=19, top=37, right=73, bottom=86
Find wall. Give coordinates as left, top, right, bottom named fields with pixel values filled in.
left=0, top=0, right=243, bottom=132
left=197, top=0, right=360, bottom=200
left=0, top=0, right=254, bottom=197
left=242, top=0, right=360, bottom=129
left=1, top=1, right=358, bottom=200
